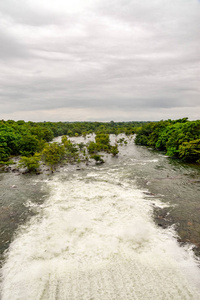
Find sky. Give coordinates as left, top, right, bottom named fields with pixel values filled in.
left=0, top=0, right=199, bottom=122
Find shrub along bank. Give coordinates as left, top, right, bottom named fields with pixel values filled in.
left=135, top=118, right=200, bottom=163
left=0, top=119, right=144, bottom=165
left=0, top=121, right=132, bottom=173
left=1, top=118, right=199, bottom=172
left=16, top=134, right=121, bottom=173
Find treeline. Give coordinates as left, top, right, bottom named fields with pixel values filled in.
left=18, top=133, right=120, bottom=173
left=0, top=119, right=145, bottom=166
left=42, top=120, right=144, bottom=137
left=135, top=118, right=200, bottom=163
left=2, top=118, right=198, bottom=167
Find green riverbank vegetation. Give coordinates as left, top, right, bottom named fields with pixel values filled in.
left=135, top=118, right=200, bottom=163
left=1, top=118, right=199, bottom=173
left=0, top=120, right=144, bottom=173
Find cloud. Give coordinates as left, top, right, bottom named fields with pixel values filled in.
left=0, top=0, right=199, bottom=121
left=2, top=105, right=200, bottom=123
left=0, top=27, right=29, bottom=59
left=0, top=0, right=67, bottom=26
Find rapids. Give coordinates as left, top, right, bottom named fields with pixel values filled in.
left=0, top=135, right=200, bottom=299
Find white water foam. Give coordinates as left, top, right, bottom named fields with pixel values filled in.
left=1, top=174, right=200, bottom=299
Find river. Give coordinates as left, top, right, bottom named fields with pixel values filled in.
left=0, top=135, right=200, bottom=299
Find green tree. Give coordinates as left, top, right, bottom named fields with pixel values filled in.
left=78, top=142, right=85, bottom=151
left=90, top=154, right=104, bottom=164
left=179, top=139, right=200, bottom=163
left=19, top=134, right=40, bottom=156
left=62, top=135, right=79, bottom=161
left=136, top=119, right=200, bottom=162
left=110, top=145, right=119, bottom=156
left=30, top=126, right=54, bottom=142
left=42, top=142, right=65, bottom=171
left=95, top=133, right=110, bottom=146
left=18, top=153, right=41, bottom=172
left=87, top=141, right=99, bottom=154
left=0, top=141, right=11, bottom=162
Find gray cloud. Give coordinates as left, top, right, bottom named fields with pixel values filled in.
left=0, top=28, right=29, bottom=59
left=0, top=0, right=199, bottom=121
left=0, top=0, right=70, bottom=26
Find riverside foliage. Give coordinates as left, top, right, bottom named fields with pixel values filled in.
left=0, top=120, right=144, bottom=172
left=0, top=120, right=144, bottom=164
left=135, top=118, right=200, bottom=163
left=1, top=118, right=199, bottom=170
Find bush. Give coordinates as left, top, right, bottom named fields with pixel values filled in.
left=90, top=154, right=104, bottom=164
left=110, top=145, right=119, bottom=156
left=18, top=153, right=41, bottom=172
left=179, top=139, right=200, bottom=163
left=0, top=144, right=11, bottom=162
left=87, top=141, right=99, bottom=154
left=42, top=142, right=65, bottom=171
left=19, top=134, right=40, bottom=156
left=135, top=119, right=200, bottom=162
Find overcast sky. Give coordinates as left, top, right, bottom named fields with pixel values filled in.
left=0, top=0, right=199, bottom=122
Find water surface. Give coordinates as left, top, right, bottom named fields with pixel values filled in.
left=0, top=135, right=200, bottom=299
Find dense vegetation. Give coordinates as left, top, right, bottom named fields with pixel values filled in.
left=135, top=118, right=200, bottom=163
left=1, top=118, right=199, bottom=172
left=0, top=120, right=144, bottom=172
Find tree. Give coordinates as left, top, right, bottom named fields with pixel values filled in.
left=62, top=135, right=79, bottom=161
left=90, top=154, right=104, bottom=164
left=95, top=133, right=110, bottom=147
left=110, top=145, right=119, bottom=156
left=78, top=142, right=85, bottom=151
left=18, top=153, right=41, bottom=172
left=179, top=139, right=200, bottom=163
left=42, top=142, right=65, bottom=171
left=87, top=141, right=99, bottom=154
left=135, top=119, right=200, bottom=162
left=19, top=134, right=40, bottom=156
left=30, top=126, right=54, bottom=142
left=0, top=141, right=11, bottom=162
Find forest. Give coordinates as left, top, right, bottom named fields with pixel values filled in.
left=0, top=118, right=199, bottom=173
left=135, top=118, right=200, bottom=163
left=0, top=120, right=144, bottom=172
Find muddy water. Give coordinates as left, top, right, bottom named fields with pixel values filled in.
left=0, top=135, right=200, bottom=299
left=0, top=173, right=50, bottom=262
left=123, top=145, right=200, bottom=252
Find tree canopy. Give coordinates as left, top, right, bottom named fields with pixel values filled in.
left=135, top=118, right=200, bottom=163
